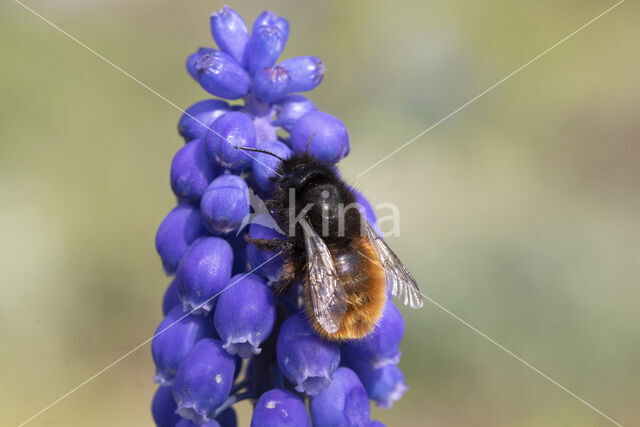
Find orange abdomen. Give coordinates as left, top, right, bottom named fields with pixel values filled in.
left=305, top=236, right=387, bottom=341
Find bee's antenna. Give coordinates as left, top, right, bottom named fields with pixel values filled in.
left=235, top=146, right=285, bottom=162
left=304, top=133, right=317, bottom=155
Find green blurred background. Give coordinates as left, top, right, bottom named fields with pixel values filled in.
left=1, top=0, right=638, bottom=425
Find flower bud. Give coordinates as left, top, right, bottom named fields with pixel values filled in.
left=195, top=51, right=250, bottom=99
left=200, top=175, right=250, bottom=235
left=214, top=274, right=275, bottom=358
left=246, top=216, right=285, bottom=284
left=187, top=47, right=216, bottom=81
left=290, top=111, right=349, bottom=163
left=245, top=21, right=288, bottom=76
left=173, top=339, right=236, bottom=423
left=251, top=140, right=292, bottom=193
left=210, top=6, right=249, bottom=66
left=178, top=99, right=230, bottom=142
left=253, top=57, right=323, bottom=103
left=309, top=367, right=371, bottom=427
left=205, top=112, right=257, bottom=170
left=176, top=237, right=233, bottom=314
left=171, top=139, right=219, bottom=202
left=279, top=56, right=324, bottom=93
left=253, top=66, right=291, bottom=104
left=276, top=314, right=340, bottom=395
left=155, top=204, right=206, bottom=275
left=152, top=306, right=213, bottom=385
left=349, top=361, right=408, bottom=409
left=250, top=389, right=311, bottom=427
left=252, top=11, right=289, bottom=41
left=342, top=301, right=404, bottom=368
left=151, top=385, right=181, bottom=427
left=162, top=276, right=181, bottom=316
left=272, top=94, right=316, bottom=131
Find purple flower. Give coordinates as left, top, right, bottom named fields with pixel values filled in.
left=173, top=338, right=236, bottom=423
left=290, top=111, right=349, bottom=163
left=176, top=237, right=233, bottom=314
left=276, top=314, right=340, bottom=395
left=210, top=6, right=250, bottom=66
left=250, top=389, right=311, bottom=427
left=151, top=386, right=181, bottom=427
left=174, top=407, right=236, bottom=427
left=187, top=47, right=217, bottom=81
left=253, top=66, right=291, bottom=104
left=152, top=6, right=414, bottom=424
left=253, top=116, right=279, bottom=145
left=200, top=174, right=250, bottom=234
left=195, top=51, right=251, bottom=99
left=309, top=367, right=371, bottom=427
left=178, top=99, right=229, bottom=142
left=245, top=13, right=289, bottom=76
left=253, top=57, right=324, bottom=103
left=214, top=274, right=276, bottom=358
left=155, top=203, right=206, bottom=275
left=252, top=11, right=290, bottom=40
left=162, top=276, right=181, bottom=316
left=205, top=111, right=257, bottom=170
left=279, top=56, right=324, bottom=92
left=251, top=140, right=292, bottom=193
left=342, top=301, right=405, bottom=368
left=348, top=361, right=408, bottom=409
left=171, top=138, right=219, bottom=202
left=272, top=94, right=316, bottom=131
left=152, top=306, right=213, bottom=385
left=246, top=215, right=286, bottom=284
left=368, top=421, right=387, bottom=427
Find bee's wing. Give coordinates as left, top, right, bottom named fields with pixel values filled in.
left=299, top=217, right=348, bottom=334
left=364, top=221, right=424, bottom=309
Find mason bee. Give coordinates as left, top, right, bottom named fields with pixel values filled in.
left=241, top=146, right=423, bottom=341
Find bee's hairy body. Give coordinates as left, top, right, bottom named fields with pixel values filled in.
left=251, top=153, right=387, bottom=340
left=304, top=237, right=386, bottom=340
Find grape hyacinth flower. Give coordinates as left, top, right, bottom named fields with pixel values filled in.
left=214, top=274, right=276, bottom=358
left=152, top=305, right=214, bottom=385
left=176, top=236, right=233, bottom=314
left=173, top=338, right=236, bottom=423
left=151, top=6, right=412, bottom=425
left=309, top=367, right=371, bottom=427
left=276, top=314, right=340, bottom=395
left=152, top=386, right=181, bottom=427
left=250, top=389, right=310, bottom=427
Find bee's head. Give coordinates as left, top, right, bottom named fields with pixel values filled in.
left=280, top=160, right=332, bottom=191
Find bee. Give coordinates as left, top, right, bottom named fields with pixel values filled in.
left=240, top=144, right=423, bottom=341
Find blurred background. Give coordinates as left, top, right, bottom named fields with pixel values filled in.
left=1, top=0, right=638, bottom=425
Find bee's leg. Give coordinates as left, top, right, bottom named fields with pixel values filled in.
left=274, top=259, right=303, bottom=295
left=247, top=237, right=290, bottom=251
